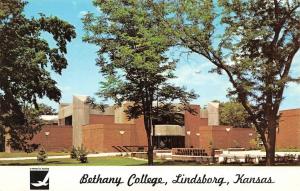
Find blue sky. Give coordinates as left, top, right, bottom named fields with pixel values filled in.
left=25, top=0, right=300, bottom=110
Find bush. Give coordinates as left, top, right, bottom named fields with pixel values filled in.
left=77, top=145, right=88, bottom=163
left=37, top=147, right=47, bottom=163
left=70, top=146, right=78, bottom=159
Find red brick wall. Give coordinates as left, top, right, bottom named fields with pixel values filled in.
left=276, top=109, right=300, bottom=149
left=102, top=124, right=133, bottom=152
left=132, top=117, right=148, bottom=146
left=184, top=105, right=256, bottom=151
left=196, top=126, right=213, bottom=152
left=82, top=121, right=147, bottom=152
left=185, top=125, right=256, bottom=152
left=31, top=125, right=72, bottom=151
left=211, top=126, right=256, bottom=149
left=185, top=105, right=201, bottom=133
left=81, top=124, right=105, bottom=152
left=89, top=114, right=114, bottom=124
left=82, top=105, right=259, bottom=152
left=185, top=105, right=205, bottom=147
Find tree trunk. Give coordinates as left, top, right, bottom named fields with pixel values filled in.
left=264, top=116, right=277, bottom=166
left=147, top=131, right=153, bottom=165
left=147, top=134, right=154, bottom=165
left=144, top=114, right=154, bottom=165
left=265, top=143, right=275, bottom=166
left=265, top=126, right=276, bottom=166
left=0, top=132, right=4, bottom=152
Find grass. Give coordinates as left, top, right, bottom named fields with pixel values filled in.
left=1, top=157, right=299, bottom=166
left=0, top=157, right=148, bottom=166
left=0, top=151, right=69, bottom=158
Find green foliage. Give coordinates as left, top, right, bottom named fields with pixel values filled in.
left=249, top=138, right=260, bottom=150
left=0, top=0, right=76, bottom=151
left=156, top=0, right=300, bottom=165
left=77, top=145, right=88, bottom=163
left=219, top=101, right=252, bottom=128
left=83, top=0, right=197, bottom=165
left=37, top=147, right=47, bottom=163
left=36, top=104, right=57, bottom=115
left=70, top=146, right=78, bottom=159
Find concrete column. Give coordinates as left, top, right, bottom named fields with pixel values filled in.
left=72, top=96, right=90, bottom=147
left=208, top=102, right=219, bottom=126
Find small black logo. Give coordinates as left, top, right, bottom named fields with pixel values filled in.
left=30, top=168, right=49, bottom=190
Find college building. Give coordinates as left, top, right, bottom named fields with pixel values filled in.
left=2, top=95, right=299, bottom=153
left=23, top=95, right=298, bottom=153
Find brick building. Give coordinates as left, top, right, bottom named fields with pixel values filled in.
left=8, top=95, right=299, bottom=152
left=29, top=96, right=257, bottom=152
left=276, top=109, right=300, bottom=149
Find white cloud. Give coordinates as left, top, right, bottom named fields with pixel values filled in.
left=59, top=85, right=72, bottom=92
left=169, top=59, right=232, bottom=106
left=78, top=10, right=88, bottom=18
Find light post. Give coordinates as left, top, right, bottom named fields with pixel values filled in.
left=186, top=131, right=191, bottom=148
left=196, top=133, right=200, bottom=148
left=44, top=132, right=50, bottom=151
left=225, top=127, right=231, bottom=151
left=119, top=130, right=125, bottom=147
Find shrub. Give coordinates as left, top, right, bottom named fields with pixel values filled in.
left=77, top=145, right=88, bottom=163
left=37, top=147, right=47, bottom=163
left=70, top=146, right=78, bottom=159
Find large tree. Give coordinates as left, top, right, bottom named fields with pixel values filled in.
left=219, top=101, right=252, bottom=128
left=154, top=0, right=299, bottom=165
left=36, top=103, right=57, bottom=115
left=83, top=0, right=196, bottom=165
left=0, top=0, right=76, bottom=151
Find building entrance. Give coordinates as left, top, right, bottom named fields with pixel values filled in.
left=153, top=136, right=185, bottom=149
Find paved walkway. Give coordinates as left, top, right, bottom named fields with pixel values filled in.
left=0, top=152, right=128, bottom=161
left=218, top=150, right=300, bottom=163
left=219, top=150, right=300, bottom=157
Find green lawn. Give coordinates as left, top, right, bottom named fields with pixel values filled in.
left=0, top=152, right=69, bottom=158
left=0, top=157, right=148, bottom=166
left=1, top=157, right=299, bottom=166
